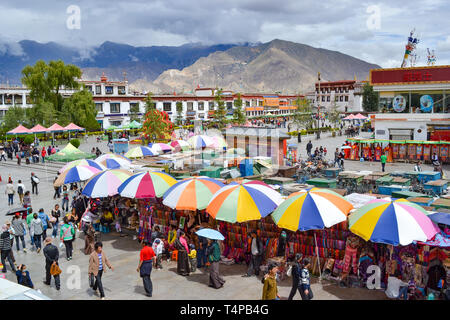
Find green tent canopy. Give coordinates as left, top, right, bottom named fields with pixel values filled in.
left=47, top=143, right=95, bottom=162
left=128, top=120, right=142, bottom=129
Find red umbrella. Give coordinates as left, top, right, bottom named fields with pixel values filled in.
left=7, top=125, right=32, bottom=135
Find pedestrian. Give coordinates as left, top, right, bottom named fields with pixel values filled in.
left=380, top=152, right=387, bottom=172
left=288, top=253, right=303, bottom=300
left=17, top=180, right=25, bottom=205
left=42, top=237, right=60, bottom=290
left=299, top=258, right=313, bottom=300
left=89, top=242, right=114, bottom=300
left=242, top=231, right=263, bottom=277
left=414, top=161, right=422, bottom=172
left=62, top=185, right=69, bottom=212
left=206, top=239, right=225, bottom=289
left=152, top=239, right=164, bottom=269
left=306, top=141, right=313, bottom=157
left=334, top=148, right=340, bottom=168
left=23, top=191, right=31, bottom=209
left=38, top=208, right=50, bottom=240
left=137, top=240, right=156, bottom=297
left=323, top=147, right=327, bottom=157
left=0, top=224, right=16, bottom=273
left=30, top=213, right=44, bottom=253
left=51, top=204, right=61, bottom=238
left=188, top=243, right=197, bottom=272
left=16, top=264, right=34, bottom=288
left=339, top=150, right=345, bottom=170
left=53, top=177, right=61, bottom=199
left=0, top=149, right=6, bottom=161
left=175, top=231, right=190, bottom=276
left=16, top=152, right=21, bottom=165
left=60, top=216, right=75, bottom=261
left=84, top=223, right=96, bottom=255
left=196, top=229, right=208, bottom=269
left=41, top=147, right=46, bottom=163
left=262, top=264, right=280, bottom=300
left=11, top=213, right=27, bottom=252
left=30, top=173, right=39, bottom=195
left=5, top=179, right=15, bottom=206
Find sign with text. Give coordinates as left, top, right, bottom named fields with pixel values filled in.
left=370, top=66, right=450, bottom=85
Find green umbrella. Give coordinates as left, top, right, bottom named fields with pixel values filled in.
left=106, top=125, right=119, bottom=131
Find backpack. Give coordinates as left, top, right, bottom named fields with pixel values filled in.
left=18, top=185, right=23, bottom=195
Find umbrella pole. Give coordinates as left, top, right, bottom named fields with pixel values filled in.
left=314, top=232, right=322, bottom=282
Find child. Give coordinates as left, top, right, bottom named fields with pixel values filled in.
left=188, top=244, right=197, bottom=273
left=300, top=258, right=313, bottom=300
left=152, top=239, right=164, bottom=269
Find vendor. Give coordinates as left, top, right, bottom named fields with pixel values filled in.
left=100, top=209, right=114, bottom=226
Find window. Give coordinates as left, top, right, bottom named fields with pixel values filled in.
left=110, top=121, right=122, bottom=127
left=258, top=100, right=263, bottom=106
left=198, top=113, right=204, bottom=119
left=245, top=101, right=250, bottom=107
left=327, top=96, right=330, bottom=102
left=95, top=103, right=103, bottom=112
left=5, top=95, right=12, bottom=105
left=14, top=95, right=22, bottom=104
left=85, top=85, right=93, bottom=93
left=163, top=102, right=172, bottom=112
left=345, top=96, right=349, bottom=102
left=322, top=96, right=325, bottom=102
left=0, top=110, right=5, bottom=118
left=226, top=102, right=233, bottom=110
left=110, top=103, right=120, bottom=113
left=96, top=85, right=101, bottom=95
left=118, top=86, right=126, bottom=95
left=339, top=96, right=343, bottom=102
left=187, top=102, right=194, bottom=111
left=198, top=102, right=204, bottom=110
left=105, top=86, right=114, bottom=94
left=208, top=102, right=215, bottom=110
left=26, top=95, right=32, bottom=104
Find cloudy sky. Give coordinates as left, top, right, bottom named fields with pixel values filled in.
left=1, top=0, right=449, bottom=67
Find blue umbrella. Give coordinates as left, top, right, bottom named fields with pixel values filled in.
left=195, top=228, right=225, bottom=241
left=428, top=212, right=450, bottom=226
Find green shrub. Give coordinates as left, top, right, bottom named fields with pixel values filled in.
left=23, top=135, right=34, bottom=145
left=70, top=139, right=80, bottom=148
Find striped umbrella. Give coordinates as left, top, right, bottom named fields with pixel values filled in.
left=59, top=159, right=106, bottom=173
left=163, top=177, right=225, bottom=211
left=125, top=146, right=157, bottom=158
left=207, top=184, right=283, bottom=223
left=54, top=165, right=102, bottom=187
left=170, top=140, right=190, bottom=152
left=349, top=199, right=438, bottom=246
left=149, top=143, right=173, bottom=153
left=95, top=153, right=131, bottom=163
left=211, top=136, right=227, bottom=150
left=228, top=179, right=273, bottom=188
left=99, top=158, right=132, bottom=170
left=118, top=171, right=177, bottom=199
left=82, top=169, right=133, bottom=198
left=187, top=135, right=215, bottom=149
left=271, top=188, right=353, bottom=232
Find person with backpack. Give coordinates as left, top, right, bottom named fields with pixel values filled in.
left=60, top=216, right=75, bottom=261
left=299, top=258, right=313, bottom=300
left=288, top=253, right=303, bottom=300
left=37, top=208, right=50, bottom=240
left=5, top=179, right=15, bottom=206
left=11, top=213, right=27, bottom=252
left=30, top=213, right=44, bottom=253
left=17, top=180, right=25, bottom=205
left=31, top=173, right=39, bottom=195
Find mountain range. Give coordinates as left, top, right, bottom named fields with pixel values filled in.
left=0, top=39, right=380, bottom=94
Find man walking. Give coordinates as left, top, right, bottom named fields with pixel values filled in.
left=43, top=237, right=60, bottom=290
left=334, top=148, right=340, bottom=168
left=31, top=173, right=39, bottom=195
left=380, top=152, right=387, bottom=172
left=288, top=253, right=303, bottom=300
left=137, top=240, right=156, bottom=297
left=17, top=180, right=25, bottom=205
left=30, top=213, right=44, bottom=253
left=242, top=231, right=264, bottom=277
left=306, top=141, right=313, bottom=157
left=0, top=224, right=16, bottom=273
left=89, top=242, right=114, bottom=300
left=196, top=231, right=208, bottom=269
left=5, top=179, right=15, bottom=206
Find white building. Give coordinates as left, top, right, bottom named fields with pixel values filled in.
left=314, top=80, right=364, bottom=113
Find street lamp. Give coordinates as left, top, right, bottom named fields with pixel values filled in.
left=316, top=72, right=321, bottom=139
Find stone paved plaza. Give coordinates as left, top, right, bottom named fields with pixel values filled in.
left=0, top=131, right=447, bottom=300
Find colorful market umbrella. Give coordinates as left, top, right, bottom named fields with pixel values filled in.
left=82, top=169, right=133, bottom=198
left=149, top=143, right=173, bottom=153
left=125, top=146, right=157, bottom=158
left=99, top=158, right=132, bottom=170
left=349, top=199, right=438, bottom=246
left=54, top=165, right=102, bottom=187
left=59, top=159, right=106, bottom=173
left=163, top=177, right=225, bottom=211
left=170, top=140, right=190, bottom=152
left=195, top=228, right=225, bottom=241
left=271, top=188, right=353, bottom=232
left=206, top=183, right=283, bottom=223
left=95, top=153, right=130, bottom=163
left=118, top=171, right=177, bottom=199
left=229, top=179, right=273, bottom=188
left=187, top=135, right=214, bottom=149
left=210, top=136, right=227, bottom=150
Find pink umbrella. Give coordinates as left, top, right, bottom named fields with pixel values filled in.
left=354, top=113, right=367, bottom=120
left=30, top=124, right=48, bottom=133
left=343, top=114, right=356, bottom=120
left=64, top=123, right=84, bottom=131
left=7, top=125, right=32, bottom=135
left=47, top=123, right=65, bottom=132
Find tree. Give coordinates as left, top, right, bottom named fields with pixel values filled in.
left=26, top=100, right=56, bottom=127
left=213, top=88, right=227, bottom=129
left=129, top=103, right=141, bottom=122
left=328, top=100, right=341, bottom=129
left=144, top=92, right=156, bottom=113
left=60, top=90, right=99, bottom=131
left=21, top=60, right=82, bottom=113
left=142, top=109, right=174, bottom=143
left=233, top=93, right=246, bottom=125
left=292, top=96, right=314, bottom=130
left=175, top=101, right=183, bottom=126
left=2, top=105, right=28, bottom=131
left=362, top=82, right=379, bottom=112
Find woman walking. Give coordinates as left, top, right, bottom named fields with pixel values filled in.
left=5, top=179, right=15, bottom=206
left=23, top=191, right=31, bottom=209
left=62, top=186, right=69, bottom=212
left=206, top=239, right=225, bottom=289
left=30, top=213, right=44, bottom=253
left=288, top=253, right=303, bottom=300
left=60, top=216, right=75, bottom=260
left=299, top=258, right=313, bottom=300
left=51, top=204, right=61, bottom=238
left=175, top=231, right=190, bottom=276
left=262, top=264, right=280, bottom=300
left=11, top=213, right=27, bottom=252
left=88, top=242, right=114, bottom=300
left=137, top=240, right=156, bottom=297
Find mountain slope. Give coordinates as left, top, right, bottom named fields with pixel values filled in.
left=148, top=39, right=380, bottom=94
